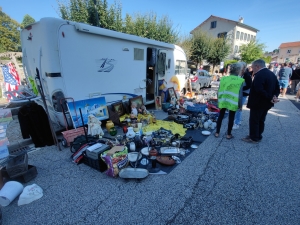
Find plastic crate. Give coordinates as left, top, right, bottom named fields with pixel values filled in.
left=6, top=153, right=28, bottom=178
left=83, top=154, right=107, bottom=172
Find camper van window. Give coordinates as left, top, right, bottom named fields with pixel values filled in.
left=175, top=60, right=187, bottom=75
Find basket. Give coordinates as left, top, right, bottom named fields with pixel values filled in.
left=6, top=153, right=28, bottom=178
left=61, top=127, right=87, bottom=147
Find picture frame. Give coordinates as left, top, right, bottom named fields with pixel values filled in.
left=155, top=96, right=162, bottom=110
left=168, top=87, right=176, bottom=99
left=129, top=95, right=143, bottom=110
left=67, top=96, right=109, bottom=128
left=112, top=101, right=125, bottom=116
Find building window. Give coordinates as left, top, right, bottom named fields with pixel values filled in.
left=240, top=32, right=244, bottom=40
left=251, top=35, right=253, bottom=41
left=217, top=32, right=227, bottom=39
left=234, top=45, right=239, bottom=53
left=211, top=21, right=217, bottom=29
left=236, top=31, right=240, bottom=39
left=287, top=49, right=291, bottom=53
left=247, top=34, right=250, bottom=41
left=253, top=36, right=256, bottom=41
left=244, top=33, right=247, bottom=41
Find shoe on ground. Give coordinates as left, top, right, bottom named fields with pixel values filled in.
left=296, top=99, right=299, bottom=102
left=245, top=135, right=262, bottom=141
left=242, top=137, right=259, bottom=144
left=232, top=124, right=239, bottom=129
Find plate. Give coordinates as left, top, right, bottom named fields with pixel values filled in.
left=128, top=152, right=142, bottom=162
left=202, top=130, right=211, bottom=136
left=141, top=147, right=150, bottom=156
left=191, top=144, right=198, bottom=149
left=160, top=147, right=180, bottom=154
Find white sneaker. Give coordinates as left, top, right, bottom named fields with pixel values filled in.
left=232, top=124, right=239, bottom=129
left=296, top=98, right=299, bottom=102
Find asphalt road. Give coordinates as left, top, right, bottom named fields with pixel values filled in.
left=1, top=85, right=300, bottom=224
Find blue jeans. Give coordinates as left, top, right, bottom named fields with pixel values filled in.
left=234, top=96, right=247, bottom=125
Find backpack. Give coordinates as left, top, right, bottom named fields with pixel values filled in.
left=70, top=135, right=99, bottom=153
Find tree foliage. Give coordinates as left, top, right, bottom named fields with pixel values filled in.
left=189, top=31, right=213, bottom=66
left=20, top=14, right=35, bottom=29
left=57, top=0, right=178, bottom=43
left=261, top=55, right=272, bottom=63
left=0, top=10, right=20, bottom=52
left=239, top=41, right=266, bottom=64
left=206, top=37, right=231, bottom=71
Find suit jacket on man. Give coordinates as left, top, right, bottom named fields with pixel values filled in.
left=247, top=68, right=280, bottom=110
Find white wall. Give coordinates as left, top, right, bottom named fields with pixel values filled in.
left=278, top=46, right=300, bottom=63
left=193, top=18, right=257, bottom=59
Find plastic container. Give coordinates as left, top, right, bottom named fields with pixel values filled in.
left=0, top=181, right=23, bottom=206
left=6, top=153, right=28, bottom=178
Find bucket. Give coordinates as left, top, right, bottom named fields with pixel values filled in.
left=0, top=181, right=23, bottom=206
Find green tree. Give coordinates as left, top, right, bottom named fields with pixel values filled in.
left=239, top=41, right=266, bottom=64
left=190, top=31, right=213, bottom=66
left=261, top=55, right=272, bottom=63
left=57, top=0, right=178, bottom=43
left=206, top=37, right=231, bottom=72
left=0, top=10, right=20, bottom=52
left=20, top=14, right=35, bottom=29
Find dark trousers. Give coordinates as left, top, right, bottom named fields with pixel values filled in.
left=249, top=108, right=269, bottom=141
left=216, top=108, right=236, bottom=135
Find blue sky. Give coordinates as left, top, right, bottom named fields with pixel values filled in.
left=2, top=0, right=300, bottom=52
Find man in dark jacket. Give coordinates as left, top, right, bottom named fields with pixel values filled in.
left=242, top=59, right=280, bottom=143
left=290, top=67, right=300, bottom=94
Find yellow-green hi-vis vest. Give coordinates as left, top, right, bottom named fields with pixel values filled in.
left=218, top=75, right=244, bottom=111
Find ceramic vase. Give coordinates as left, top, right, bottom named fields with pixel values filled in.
left=106, top=120, right=114, bottom=132
left=204, top=121, right=209, bottom=129
left=126, top=127, right=136, bottom=138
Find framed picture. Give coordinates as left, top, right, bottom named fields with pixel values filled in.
left=67, top=96, right=109, bottom=128
left=168, top=87, right=176, bottom=99
left=112, top=102, right=125, bottom=116
left=129, top=95, right=143, bottom=109
left=155, top=96, right=162, bottom=110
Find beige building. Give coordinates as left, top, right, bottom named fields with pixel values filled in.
left=278, top=41, right=300, bottom=64
left=190, top=15, right=259, bottom=59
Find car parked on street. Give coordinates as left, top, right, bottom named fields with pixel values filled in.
left=190, top=69, right=213, bottom=91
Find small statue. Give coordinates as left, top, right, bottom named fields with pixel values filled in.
left=131, top=102, right=138, bottom=116
left=138, top=105, right=148, bottom=115
left=87, top=114, right=104, bottom=137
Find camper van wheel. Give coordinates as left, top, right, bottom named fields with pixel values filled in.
left=61, top=137, right=68, bottom=147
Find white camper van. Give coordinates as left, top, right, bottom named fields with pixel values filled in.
left=20, top=17, right=188, bottom=127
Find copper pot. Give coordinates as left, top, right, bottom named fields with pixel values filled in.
left=149, top=147, right=158, bottom=156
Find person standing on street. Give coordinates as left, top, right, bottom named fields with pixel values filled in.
left=278, top=62, right=292, bottom=97
left=242, top=59, right=280, bottom=143
left=215, top=63, right=244, bottom=139
left=290, top=66, right=300, bottom=94
left=233, top=62, right=252, bottom=129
